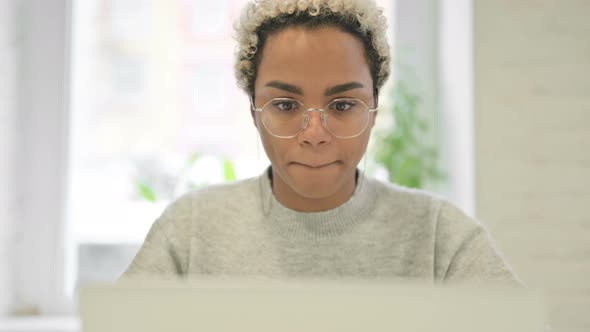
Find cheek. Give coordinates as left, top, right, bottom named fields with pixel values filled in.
left=257, top=126, right=289, bottom=162
left=345, top=134, right=371, bottom=162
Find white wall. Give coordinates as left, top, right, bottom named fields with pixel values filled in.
left=0, top=0, right=18, bottom=315
left=474, top=1, right=590, bottom=331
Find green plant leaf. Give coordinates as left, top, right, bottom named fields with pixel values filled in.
left=136, top=181, right=157, bottom=202
left=223, top=159, right=237, bottom=182
left=372, top=71, right=446, bottom=189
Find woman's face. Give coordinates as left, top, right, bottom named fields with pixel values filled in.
left=253, top=25, right=376, bottom=211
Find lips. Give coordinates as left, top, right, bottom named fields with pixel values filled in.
left=292, top=161, right=339, bottom=168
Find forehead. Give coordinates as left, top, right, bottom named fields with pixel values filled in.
left=256, top=26, right=372, bottom=91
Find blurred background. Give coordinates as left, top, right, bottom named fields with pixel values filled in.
left=0, top=0, right=588, bottom=331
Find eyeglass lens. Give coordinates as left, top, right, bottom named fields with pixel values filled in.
left=261, top=98, right=370, bottom=138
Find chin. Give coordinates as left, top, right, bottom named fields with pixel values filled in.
left=284, top=163, right=350, bottom=199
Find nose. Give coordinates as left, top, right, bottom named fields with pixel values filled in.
left=298, top=110, right=332, bottom=147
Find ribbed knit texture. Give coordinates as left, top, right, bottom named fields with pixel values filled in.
left=122, top=168, right=521, bottom=285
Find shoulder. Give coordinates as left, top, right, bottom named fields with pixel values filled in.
left=365, top=178, right=517, bottom=283
left=367, top=176, right=444, bottom=222
left=161, top=176, right=260, bottom=220
left=144, top=175, right=256, bottom=230
left=185, top=176, right=259, bottom=205
left=367, top=176, right=480, bottom=235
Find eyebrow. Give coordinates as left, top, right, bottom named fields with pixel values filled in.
left=265, top=81, right=303, bottom=95
left=264, top=81, right=365, bottom=96
left=325, top=82, right=365, bottom=96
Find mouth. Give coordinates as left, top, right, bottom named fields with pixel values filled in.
left=291, top=161, right=340, bottom=169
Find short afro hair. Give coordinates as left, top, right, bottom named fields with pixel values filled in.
left=234, top=0, right=391, bottom=99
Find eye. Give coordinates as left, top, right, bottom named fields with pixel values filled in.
left=332, top=100, right=356, bottom=112
left=271, top=100, right=299, bottom=112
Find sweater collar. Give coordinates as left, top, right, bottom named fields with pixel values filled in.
left=258, top=166, right=377, bottom=239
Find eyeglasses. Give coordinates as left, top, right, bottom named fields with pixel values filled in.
left=251, top=97, right=378, bottom=138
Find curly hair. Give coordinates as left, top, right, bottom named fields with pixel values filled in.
left=233, top=0, right=391, bottom=100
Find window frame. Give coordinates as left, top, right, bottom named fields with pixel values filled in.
left=14, top=0, right=74, bottom=315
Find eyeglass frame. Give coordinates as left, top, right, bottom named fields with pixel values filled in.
left=249, top=96, right=379, bottom=139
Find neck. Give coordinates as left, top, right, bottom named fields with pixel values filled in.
left=270, top=168, right=357, bottom=212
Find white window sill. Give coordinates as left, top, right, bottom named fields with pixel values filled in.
left=0, top=316, right=80, bottom=332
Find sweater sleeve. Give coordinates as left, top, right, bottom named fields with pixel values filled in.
left=120, top=219, right=184, bottom=278
left=434, top=200, right=522, bottom=285
left=120, top=193, right=194, bottom=279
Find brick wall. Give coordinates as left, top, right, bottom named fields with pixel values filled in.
left=474, top=1, right=590, bottom=331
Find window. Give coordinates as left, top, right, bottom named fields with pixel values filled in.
left=67, top=0, right=261, bottom=296
left=67, top=0, right=396, bottom=303
left=14, top=0, right=475, bottom=318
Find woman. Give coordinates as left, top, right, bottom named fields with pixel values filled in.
left=122, top=0, right=520, bottom=285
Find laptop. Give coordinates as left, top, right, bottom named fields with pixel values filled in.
left=79, top=278, right=546, bottom=332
